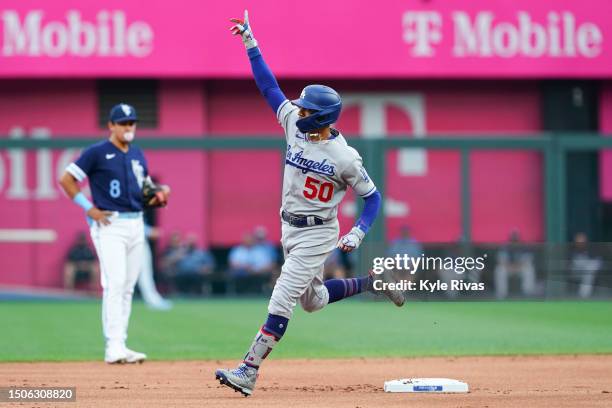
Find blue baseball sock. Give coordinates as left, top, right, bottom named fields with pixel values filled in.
left=324, top=276, right=372, bottom=304
left=263, top=313, right=289, bottom=338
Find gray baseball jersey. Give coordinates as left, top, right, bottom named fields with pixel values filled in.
left=277, top=100, right=377, bottom=219
left=267, top=100, right=378, bottom=319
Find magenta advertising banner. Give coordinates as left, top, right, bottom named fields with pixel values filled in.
left=0, top=0, right=610, bottom=78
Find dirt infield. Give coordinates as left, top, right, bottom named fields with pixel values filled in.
left=1, top=355, right=611, bottom=407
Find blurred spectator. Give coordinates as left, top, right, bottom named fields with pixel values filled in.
left=160, top=231, right=186, bottom=282
left=228, top=233, right=253, bottom=276
left=324, top=248, right=349, bottom=280
left=253, top=226, right=278, bottom=267
left=388, top=225, right=423, bottom=277
left=175, top=234, right=215, bottom=295
left=252, top=226, right=280, bottom=290
left=64, top=232, right=98, bottom=291
left=437, top=238, right=482, bottom=299
left=229, top=232, right=274, bottom=294
left=388, top=225, right=422, bottom=258
left=494, top=230, right=536, bottom=299
left=568, top=232, right=601, bottom=298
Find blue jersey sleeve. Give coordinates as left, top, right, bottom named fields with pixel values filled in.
left=247, top=47, right=287, bottom=113
left=68, top=146, right=98, bottom=182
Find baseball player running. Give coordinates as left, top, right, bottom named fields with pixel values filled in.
left=59, top=104, right=169, bottom=364
left=215, top=11, right=405, bottom=396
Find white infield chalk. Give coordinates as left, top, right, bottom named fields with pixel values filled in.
left=384, top=378, right=469, bottom=393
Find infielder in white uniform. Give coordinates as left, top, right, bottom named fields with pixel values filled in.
left=59, top=104, right=169, bottom=363
left=216, top=11, right=405, bottom=396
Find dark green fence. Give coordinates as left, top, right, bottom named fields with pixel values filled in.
left=3, top=134, right=612, bottom=244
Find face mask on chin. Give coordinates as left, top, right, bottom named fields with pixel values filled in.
left=123, top=132, right=135, bottom=142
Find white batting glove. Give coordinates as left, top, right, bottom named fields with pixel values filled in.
left=229, top=10, right=258, bottom=49
left=337, top=227, right=366, bottom=253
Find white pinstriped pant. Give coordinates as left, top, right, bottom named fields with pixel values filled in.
left=90, top=214, right=144, bottom=347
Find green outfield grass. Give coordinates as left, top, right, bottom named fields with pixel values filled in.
left=1, top=300, right=611, bottom=362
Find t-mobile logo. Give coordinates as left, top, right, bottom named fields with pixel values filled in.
left=402, top=10, right=603, bottom=59
left=1, top=10, right=153, bottom=57
left=402, top=11, right=442, bottom=57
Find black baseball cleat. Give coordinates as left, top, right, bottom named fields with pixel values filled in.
left=215, top=364, right=258, bottom=397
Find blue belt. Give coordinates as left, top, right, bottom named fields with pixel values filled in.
left=116, top=211, right=142, bottom=219
left=281, top=210, right=327, bottom=228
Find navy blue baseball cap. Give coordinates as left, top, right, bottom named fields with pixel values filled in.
left=109, top=103, right=138, bottom=123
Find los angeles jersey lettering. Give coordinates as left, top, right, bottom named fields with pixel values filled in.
left=277, top=100, right=376, bottom=220
left=66, top=140, right=148, bottom=212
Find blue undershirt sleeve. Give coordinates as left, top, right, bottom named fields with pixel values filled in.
left=355, top=190, right=382, bottom=234
left=247, top=47, right=287, bottom=113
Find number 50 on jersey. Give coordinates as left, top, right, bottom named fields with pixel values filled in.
left=303, top=176, right=334, bottom=203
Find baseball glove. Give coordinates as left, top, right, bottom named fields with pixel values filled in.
left=142, top=176, right=168, bottom=208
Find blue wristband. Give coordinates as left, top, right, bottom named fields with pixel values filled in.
left=73, top=192, right=93, bottom=212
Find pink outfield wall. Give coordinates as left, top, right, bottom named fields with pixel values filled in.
left=0, top=80, right=209, bottom=286
left=600, top=84, right=612, bottom=200
left=0, top=1, right=611, bottom=78
left=0, top=79, right=543, bottom=287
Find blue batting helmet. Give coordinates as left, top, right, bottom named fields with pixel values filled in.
left=292, top=85, right=342, bottom=133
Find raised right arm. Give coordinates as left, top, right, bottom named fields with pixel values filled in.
left=230, top=10, right=287, bottom=114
